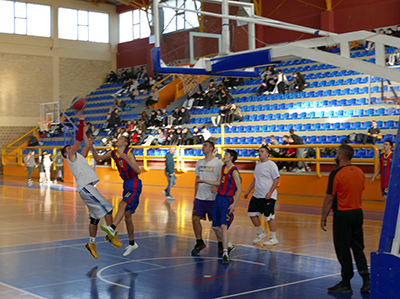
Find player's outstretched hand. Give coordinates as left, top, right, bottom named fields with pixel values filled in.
left=76, top=111, right=84, bottom=120
left=370, top=178, right=375, bottom=184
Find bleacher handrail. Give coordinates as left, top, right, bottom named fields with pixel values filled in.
left=6, top=143, right=379, bottom=178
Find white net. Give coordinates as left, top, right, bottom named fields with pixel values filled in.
left=178, top=75, right=202, bottom=97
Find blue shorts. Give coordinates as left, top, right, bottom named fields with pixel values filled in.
left=192, top=199, right=214, bottom=221
left=212, top=194, right=234, bottom=229
left=123, top=178, right=142, bottom=213
left=382, top=188, right=388, bottom=197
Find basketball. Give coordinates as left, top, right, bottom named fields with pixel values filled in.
left=71, top=97, right=86, bottom=111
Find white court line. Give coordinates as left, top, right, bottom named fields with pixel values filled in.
left=97, top=255, right=267, bottom=289
left=213, top=272, right=342, bottom=299
left=0, top=281, right=46, bottom=299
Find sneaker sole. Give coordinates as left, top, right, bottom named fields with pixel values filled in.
left=123, top=245, right=139, bottom=257
left=191, top=243, right=206, bottom=255
left=104, top=235, right=122, bottom=248
left=228, top=245, right=236, bottom=254
left=85, top=244, right=98, bottom=259
left=100, top=225, right=115, bottom=238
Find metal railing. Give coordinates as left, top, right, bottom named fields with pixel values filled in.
left=5, top=143, right=379, bottom=178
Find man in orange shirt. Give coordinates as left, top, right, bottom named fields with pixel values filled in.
left=321, top=145, right=370, bottom=294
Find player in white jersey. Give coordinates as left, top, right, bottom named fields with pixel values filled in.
left=191, top=141, right=232, bottom=255
left=61, top=115, right=122, bottom=259
left=244, top=146, right=280, bottom=245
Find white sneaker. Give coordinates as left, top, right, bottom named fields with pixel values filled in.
left=263, top=238, right=279, bottom=245
left=306, top=166, right=312, bottom=172
left=280, top=166, right=287, bottom=172
left=300, top=168, right=306, bottom=172
left=123, top=243, right=139, bottom=256
left=101, top=225, right=115, bottom=238
left=162, top=190, right=167, bottom=197
left=166, top=196, right=175, bottom=201
left=253, top=232, right=268, bottom=244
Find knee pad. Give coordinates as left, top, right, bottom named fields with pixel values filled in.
left=90, top=217, right=100, bottom=226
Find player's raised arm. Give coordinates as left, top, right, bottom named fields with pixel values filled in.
left=81, top=124, right=93, bottom=158
left=68, top=113, right=85, bottom=162
left=91, top=143, right=111, bottom=162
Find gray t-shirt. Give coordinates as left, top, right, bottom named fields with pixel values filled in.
left=195, top=158, right=223, bottom=201
left=67, top=153, right=99, bottom=192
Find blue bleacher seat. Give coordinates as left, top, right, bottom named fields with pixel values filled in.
left=354, top=149, right=367, bottom=158
left=365, top=108, right=375, bottom=116
left=328, top=135, right=338, bottom=143
left=339, top=135, right=347, bottom=143
left=277, top=124, right=285, bottom=131
left=313, top=123, right=321, bottom=131
left=345, top=109, right=354, bottom=117
left=303, top=123, right=312, bottom=131
left=269, top=124, right=277, bottom=132
left=330, top=122, right=341, bottom=130
left=295, top=124, right=303, bottom=131
left=382, top=120, right=396, bottom=129
left=290, top=112, right=298, bottom=119
left=336, top=110, right=344, bottom=117
left=362, top=121, right=372, bottom=129
left=376, top=108, right=386, bottom=116
left=299, top=112, right=307, bottom=119
left=254, top=125, right=261, bottom=132
left=322, top=123, right=331, bottom=130
left=341, top=122, right=351, bottom=130
left=309, top=135, right=318, bottom=143
left=319, top=135, right=328, bottom=143
left=257, top=114, right=265, bottom=121
left=326, top=110, right=335, bottom=118
left=339, top=99, right=347, bottom=106
left=353, top=122, right=362, bottom=130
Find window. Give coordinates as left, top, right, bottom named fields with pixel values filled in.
left=0, top=1, right=50, bottom=37
left=119, top=9, right=151, bottom=43
left=163, top=0, right=200, bottom=34
left=58, top=7, right=109, bottom=43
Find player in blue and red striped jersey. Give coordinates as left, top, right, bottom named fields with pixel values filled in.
left=196, top=149, right=242, bottom=264
left=371, top=140, right=393, bottom=200
left=91, top=132, right=142, bottom=257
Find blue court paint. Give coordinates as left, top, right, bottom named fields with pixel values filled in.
left=0, top=232, right=369, bottom=299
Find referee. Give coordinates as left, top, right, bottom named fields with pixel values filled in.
left=321, top=144, right=370, bottom=293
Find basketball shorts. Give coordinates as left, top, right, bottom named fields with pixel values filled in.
left=247, top=196, right=276, bottom=221
left=212, top=194, right=234, bottom=229
left=382, top=187, right=388, bottom=197
left=123, top=178, right=142, bottom=213
left=79, top=184, right=113, bottom=219
left=192, top=199, right=214, bottom=221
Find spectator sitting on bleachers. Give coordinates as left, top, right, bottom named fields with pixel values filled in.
left=211, top=105, right=229, bottom=127
left=109, top=99, right=122, bottom=113
left=201, top=126, right=211, bottom=141
left=149, top=76, right=156, bottom=88
left=154, top=128, right=166, bottom=145
left=181, top=127, right=193, bottom=145
left=280, top=136, right=296, bottom=172
left=171, top=128, right=183, bottom=145
left=226, top=103, right=243, bottom=128
left=105, top=71, right=117, bottom=84
left=229, top=77, right=244, bottom=89
left=101, top=113, right=111, bottom=131
left=175, top=107, right=191, bottom=126
left=205, top=86, right=219, bottom=108
left=145, top=87, right=159, bottom=109
left=289, top=72, right=307, bottom=92
left=218, top=86, right=233, bottom=106
left=28, top=135, right=39, bottom=147
left=138, top=77, right=151, bottom=94
left=137, top=66, right=148, bottom=81
left=112, top=79, right=131, bottom=98
left=147, top=110, right=157, bottom=130
left=182, top=86, right=203, bottom=110
left=261, top=65, right=276, bottom=80
left=140, top=111, right=149, bottom=127
left=126, top=120, right=134, bottom=132
left=268, top=135, right=280, bottom=157
left=130, top=129, right=145, bottom=145
left=164, top=128, right=175, bottom=145
left=160, top=109, right=168, bottom=127
left=363, top=120, right=381, bottom=145
left=260, top=75, right=277, bottom=95
left=192, top=126, right=204, bottom=144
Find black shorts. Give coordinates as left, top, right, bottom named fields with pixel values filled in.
left=247, top=196, right=276, bottom=220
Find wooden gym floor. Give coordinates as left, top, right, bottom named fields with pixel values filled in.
left=0, top=175, right=380, bottom=298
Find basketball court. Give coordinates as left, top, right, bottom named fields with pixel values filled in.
left=0, top=176, right=380, bottom=298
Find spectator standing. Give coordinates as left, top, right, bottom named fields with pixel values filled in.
left=38, top=152, right=46, bottom=183
left=370, top=140, right=393, bottom=200
left=289, top=129, right=311, bottom=172
left=54, top=150, right=64, bottom=183
left=43, top=151, right=53, bottom=184
left=24, top=150, right=37, bottom=184
left=275, top=69, right=288, bottom=94
left=362, top=120, right=381, bottom=145
left=320, top=145, right=370, bottom=293
left=244, top=146, right=280, bottom=245
left=164, top=147, right=176, bottom=201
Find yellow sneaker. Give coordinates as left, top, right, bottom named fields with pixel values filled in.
left=105, top=232, right=122, bottom=248
left=85, top=243, right=98, bottom=259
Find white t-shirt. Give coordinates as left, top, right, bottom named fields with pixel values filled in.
left=67, top=153, right=99, bottom=192
left=195, top=157, right=223, bottom=201
left=253, top=160, right=280, bottom=199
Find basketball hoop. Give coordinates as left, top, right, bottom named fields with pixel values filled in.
left=178, top=74, right=202, bottom=96
left=38, top=120, right=51, bottom=132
